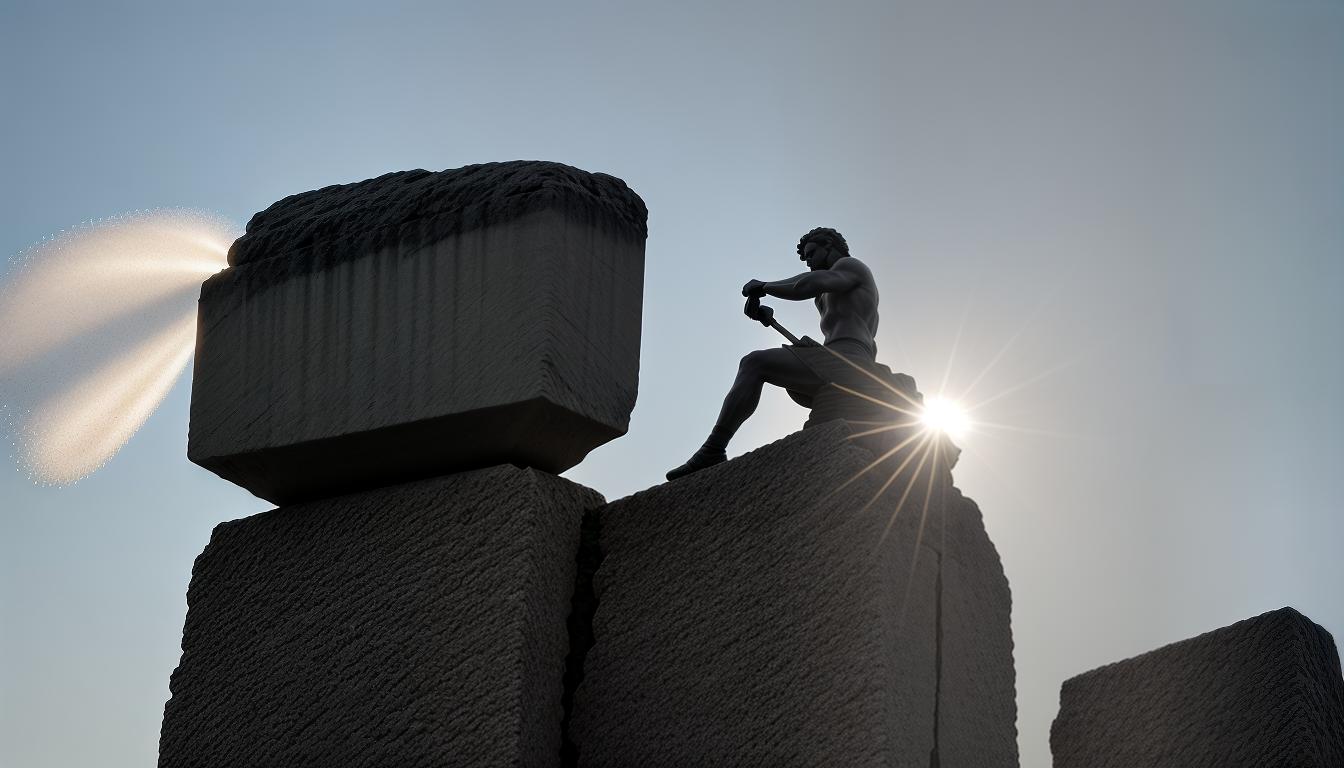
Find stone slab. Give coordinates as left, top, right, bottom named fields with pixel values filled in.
left=570, top=421, right=1016, bottom=767
left=158, top=465, right=603, bottom=768
left=189, top=161, right=647, bottom=504
left=1050, top=607, right=1344, bottom=767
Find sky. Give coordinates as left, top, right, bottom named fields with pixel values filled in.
left=2, top=1, right=1342, bottom=766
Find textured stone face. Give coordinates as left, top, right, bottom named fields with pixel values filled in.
left=188, top=162, right=646, bottom=504
left=570, top=421, right=1016, bottom=767
left=1050, top=607, right=1344, bottom=767
left=226, top=161, right=647, bottom=274
left=936, top=486, right=1018, bottom=766
left=158, top=466, right=603, bottom=768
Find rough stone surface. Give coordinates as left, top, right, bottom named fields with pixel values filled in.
left=227, top=161, right=648, bottom=277
left=158, top=465, right=603, bottom=768
left=937, top=486, right=1018, bottom=766
left=189, top=163, right=646, bottom=504
left=571, top=421, right=1016, bottom=767
left=1051, top=607, right=1344, bottom=767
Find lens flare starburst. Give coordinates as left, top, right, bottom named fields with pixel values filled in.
left=804, top=300, right=1073, bottom=627
left=920, top=395, right=971, bottom=441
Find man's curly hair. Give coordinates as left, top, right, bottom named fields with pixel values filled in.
left=797, top=227, right=850, bottom=260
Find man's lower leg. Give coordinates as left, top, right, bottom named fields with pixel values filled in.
left=666, top=370, right=764, bottom=480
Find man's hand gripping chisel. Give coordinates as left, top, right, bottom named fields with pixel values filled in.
left=744, top=293, right=819, bottom=347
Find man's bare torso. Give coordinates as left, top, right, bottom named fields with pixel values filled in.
left=815, top=257, right=879, bottom=356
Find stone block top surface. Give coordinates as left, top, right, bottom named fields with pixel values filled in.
left=225, top=160, right=647, bottom=280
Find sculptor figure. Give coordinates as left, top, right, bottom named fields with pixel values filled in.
left=667, top=227, right=879, bottom=480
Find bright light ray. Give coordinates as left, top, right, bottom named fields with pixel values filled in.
left=869, top=432, right=935, bottom=528
left=1, top=209, right=237, bottom=484
left=833, top=425, right=928, bottom=494
left=818, top=344, right=924, bottom=410
left=953, top=281, right=1068, bottom=407
left=0, top=211, right=231, bottom=375
left=19, top=312, right=198, bottom=483
left=964, top=357, right=1079, bottom=414
left=938, top=297, right=972, bottom=396
left=897, top=437, right=948, bottom=625
left=956, top=312, right=1031, bottom=405
left=832, top=383, right=922, bottom=419
left=847, top=419, right=924, bottom=439
left=964, top=419, right=1081, bottom=440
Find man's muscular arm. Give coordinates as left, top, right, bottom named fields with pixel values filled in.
left=741, top=258, right=862, bottom=300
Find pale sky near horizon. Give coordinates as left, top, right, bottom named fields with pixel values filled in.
left=3, top=2, right=1342, bottom=766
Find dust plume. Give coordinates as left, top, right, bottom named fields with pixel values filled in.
left=0, top=209, right=237, bottom=484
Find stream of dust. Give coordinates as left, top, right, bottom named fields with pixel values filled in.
left=0, top=209, right=237, bottom=484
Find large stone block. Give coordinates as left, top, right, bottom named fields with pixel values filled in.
left=1051, top=607, right=1344, bottom=767
left=570, top=421, right=1016, bottom=767
left=189, top=161, right=647, bottom=504
left=158, top=465, right=603, bottom=768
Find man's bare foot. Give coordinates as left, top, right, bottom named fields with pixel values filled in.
left=665, top=446, right=727, bottom=481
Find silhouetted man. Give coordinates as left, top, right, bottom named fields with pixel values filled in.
left=667, top=227, right=880, bottom=480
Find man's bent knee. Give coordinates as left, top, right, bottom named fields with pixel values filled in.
left=738, top=349, right=773, bottom=375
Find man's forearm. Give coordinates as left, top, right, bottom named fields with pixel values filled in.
left=761, top=271, right=819, bottom=300
left=745, top=265, right=858, bottom=300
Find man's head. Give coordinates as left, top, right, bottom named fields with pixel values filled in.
left=797, top=227, right=850, bottom=270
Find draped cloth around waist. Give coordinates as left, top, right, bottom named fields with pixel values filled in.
left=783, top=339, right=920, bottom=413
left=787, top=339, right=957, bottom=469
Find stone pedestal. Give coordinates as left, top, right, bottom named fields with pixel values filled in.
left=1051, top=607, right=1344, bottom=767
left=158, top=466, right=603, bottom=768
left=188, top=162, right=647, bottom=505
left=570, top=421, right=1016, bottom=767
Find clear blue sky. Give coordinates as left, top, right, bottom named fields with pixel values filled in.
left=3, top=2, right=1342, bottom=766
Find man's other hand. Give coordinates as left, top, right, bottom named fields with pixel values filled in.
left=742, top=279, right=767, bottom=297
left=744, top=296, right=773, bottom=325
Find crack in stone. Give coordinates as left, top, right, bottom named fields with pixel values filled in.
left=561, top=508, right=604, bottom=767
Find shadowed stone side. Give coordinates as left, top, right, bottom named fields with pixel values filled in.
left=571, top=421, right=1016, bottom=767
left=158, top=466, right=603, bottom=768
left=937, top=488, right=1018, bottom=767
left=190, top=185, right=646, bottom=504
left=1051, top=607, right=1344, bottom=767
left=561, top=509, right=604, bottom=767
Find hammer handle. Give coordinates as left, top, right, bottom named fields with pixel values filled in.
left=768, top=318, right=802, bottom=345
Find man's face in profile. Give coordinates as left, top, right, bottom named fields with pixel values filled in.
left=802, top=241, right=830, bottom=271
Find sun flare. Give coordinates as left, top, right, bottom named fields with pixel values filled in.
left=920, top=395, right=971, bottom=441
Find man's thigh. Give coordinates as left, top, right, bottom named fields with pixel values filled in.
left=751, top=347, right=825, bottom=396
